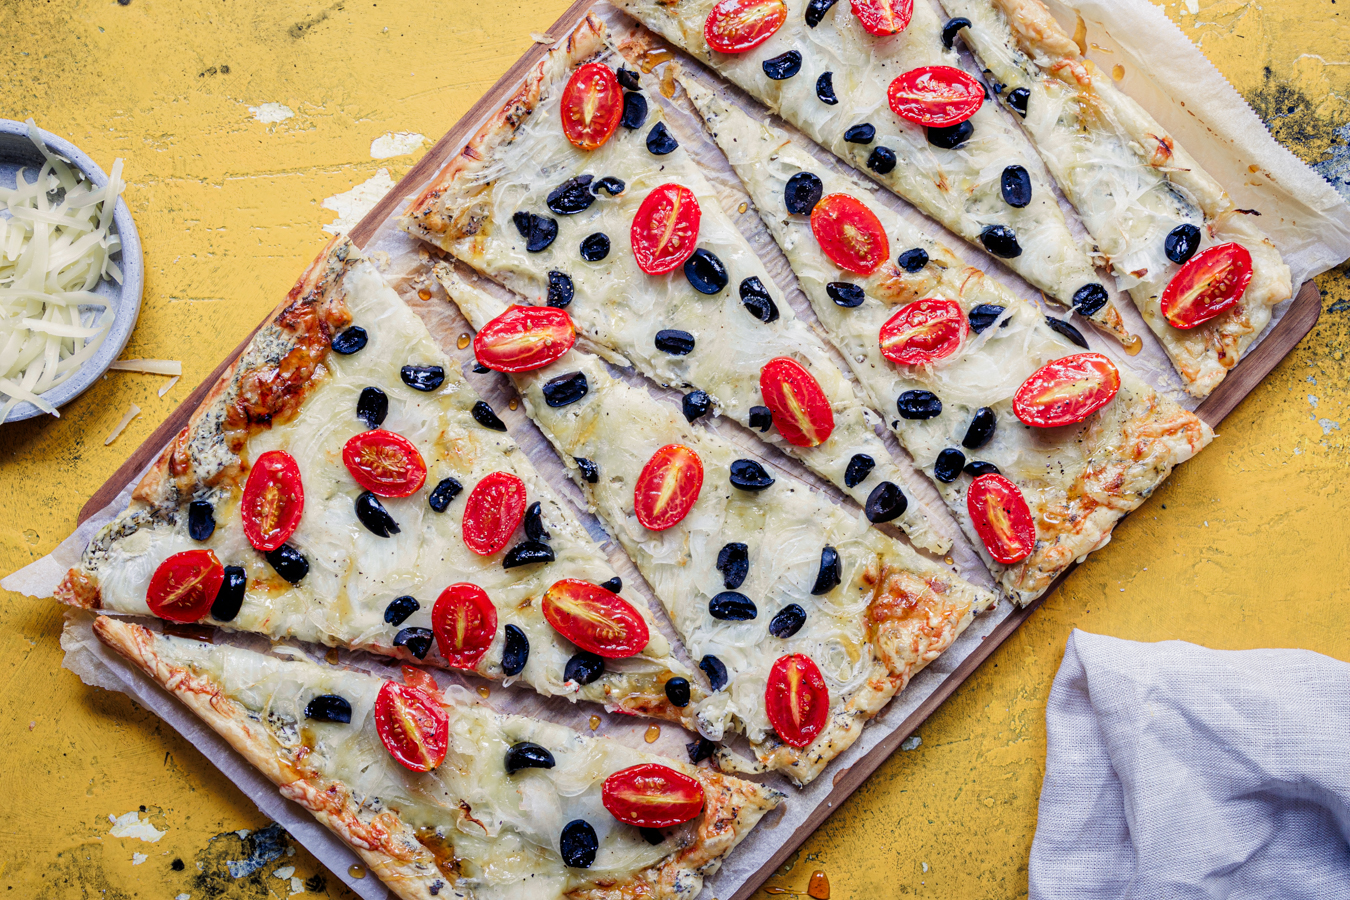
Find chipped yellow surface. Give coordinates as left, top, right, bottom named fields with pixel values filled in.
left=0, top=0, right=1347, bottom=897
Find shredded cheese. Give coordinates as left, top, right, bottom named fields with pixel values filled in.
left=0, top=121, right=125, bottom=419
left=108, top=358, right=181, bottom=376
left=104, top=403, right=140, bottom=445
left=157, top=375, right=180, bottom=398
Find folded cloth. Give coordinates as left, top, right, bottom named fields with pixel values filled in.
left=1030, top=630, right=1350, bottom=900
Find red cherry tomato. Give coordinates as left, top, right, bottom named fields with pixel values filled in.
left=560, top=63, right=623, bottom=152
left=810, top=194, right=890, bottom=276
left=374, top=681, right=448, bottom=773
left=342, top=430, right=428, bottom=498
left=879, top=299, right=968, bottom=366
left=759, top=357, right=835, bottom=447
left=851, top=0, right=912, bottom=36
left=1160, top=242, right=1253, bottom=330
left=634, top=444, right=704, bottom=531
left=967, top=473, right=1036, bottom=565
left=765, top=654, right=829, bottom=748
left=432, top=583, right=498, bottom=669
left=474, top=305, right=576, bottom=373
left=402, top=665, right=441, bottom=696
left=462, top=472, right=528, bottom=555
left=887, top=66, right=984, bottom=127
left=602, top=764, right=706, bottom=828
left=542, top=579, right=650, bottom=659
left=241, top=450, right=305, bottom=552
left=146, top=549, right=224, bottom=623
left=631, top=184, right=702, bottom=275
left=1013, top=353, right=1121, bottom=428
left=704, top=0, right=788, bottom=53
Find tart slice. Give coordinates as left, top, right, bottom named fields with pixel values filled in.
left=940, top=0, right=1292, bottom=396
left=683, top=78, right=1213, bottom=604
left=400, top=13, right=949, bottom=555
left=92, top=616, right=783, bottom=900
left=55, top=237, right=703, bottom=726
left=436, top=264, right=997, bottom=785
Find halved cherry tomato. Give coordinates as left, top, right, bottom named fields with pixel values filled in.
left=810, top=194, right=890, bottom=276
left=1013, top=353, right=1121, bottom=428
left=631, top=184, right=702, bottom=275
left=374, top=681, right=448, bottom=773
left=1160, top=242, right=1253, bottom=330
left=462, top=472, right=527, bottom=555
left=887, top=66, right=984, bottom=127
left=432, top=583, right=498, bottom=669
left=342, top=430, right=427, bottom=498
left=967, top=474, right=1036, bottom=565
left=560, top=63, right=624, bottom=152
left=542, top=579, right=650, bottom=658
left=402, top=665, right=441, bottom=696
left=602, top=764, right=705, bottom=828
left=851, top=0, right=912, bottom=36
left=474, top=305, right=576, bottom=373
left=765, top=654, right=829, bottom=748
left=879, top=299, right=968, bottom=366
left=634, top=444, right=703, bottom=531
left=147, top=549, right=224, bottom=623
left=704, top=0, right=788, bottom=53
left=759, top=357, right=835, bottom=447
left=241, top=450, right=305, bottom=552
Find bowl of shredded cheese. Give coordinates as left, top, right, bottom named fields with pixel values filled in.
left=0, top=119, right=142, bottom=422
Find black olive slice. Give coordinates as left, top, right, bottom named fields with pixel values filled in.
left=664, top=677, right=691, bottom=707
left=641, top=828, right=666, bottom=846
left=784, top=172, right=824, bottom=215
left=331, top=326, right=367, bottom=355
left=565, top=651, right=605, bottom=685
left=621, top=91, right=648, bottom=130
left=928, top=120, right=974, bottom=149
left=513, top=212, right=558, bottom=252
left=502, top=624, right=529, bottom=675
left=897, top=248, right=930, bottom=272
left=574, top=457, right=599, bottom=484
left=356, top=491, right=401, bottom=538
left=401, top=364, right=445, bottom=392
left=684, top=248, right=729, bottom=294
left=428, top=477, right=463, bottom=512
left=827, top=282, right=865, bottom=307
left=503, top=540, right=555, bottom=569
left=616, top=67, right=641, bottom=91
left=1073, top=283, right=1110, bottom=317
left=211, top=566, right=246, bottom=622
left=579, top=233, right=610, bottom=261
left=542, top=372, right=588, bottom=407
left=865, top=481, right=908, bottom=523
left=384, top=594, right=420, bottom=626
left=963, top=407, right=996, bottom=450
left=942, top=16, right=971, bottom=49
left=592, top=176, right=625, bottom=196
left=505, top=741, right=556, bottom=774
left=769, top=603, right=807, bottom=638
left=524, top=501, right=550, bottom=542
left=844, top=123, right=876, bottom=144
left=709, top=591, right=758, bottom=621
left=471, top=400, right=508, bottom=431
left=811, top=546, right=841, bottom=595
left=188, top=499, right=216, bottom=542
left=729, top=458, right=774, bottom=491
left=934, top=448, right=966, bottom=483
left=1046, top=316, right=1089, bottom=348
left=655, top=329, right=696, bottom=355
left=700, top=654, right=728, bottom=691
left=646, top=122, right=679, bottom=155
left=266, top=544, right=309, bottom=584
left=688, top=737, right=717, bottom=763
left=964, top=460, right=1000, bottom=477
left=1001, top=165, right=1033, bottom=208
left=1165, top=223, right=1202, bottom=265
left=547, top=271, right=575, bottom=308
left=717, top=542, right=749, bottom=589
left=683, top=389, right=713, bottom=422
left=844, top=453, right=875, bottom=488
left=357, top=386, right=388, bottom=429
left=805, top=0, right=838, bottom=26
left=739, top=277, right=780, bottom=322
left=867, top=146, right=897, bottom=174
left=897, top=390, right=942, bottom=420
left=393, top=626, right=433, bottom=660
left=816, top=72, right=839, bottom=105
left=748, top=405, right=773, bottom=432
left=1007, top=87, right=1030, bottom=117
left=547, top=175, right=596, bottom=215
left=600, top=577, right=622, bottom=593
left=763, top=50, right=802, bottom=80
left=979, top=225, right=1023, bottom=258
left=305, top=694, right=352, bottom=724
left=560, top=820, right=599, bottom=869
left=473, top=362, right=491, bottom=373
left=968, top=304, right=1007, bottom=333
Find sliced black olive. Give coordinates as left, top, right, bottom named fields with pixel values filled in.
left=579, top=232, right=610, bottom=261
left=816, top=72, right=839, bottom=105
left=473, top=362, right=491, bottom=373
left=525, top=501, right=550, bottom=541
left=769, top=603, right=806, bottom=638
left=187, top=500, right=216, bottom=542
left=331, top=326, right=367, bottom=355
left=428, top=477, right=463, bottom=512
left=827, top=282, right=865, bottom=307
left=592, top=176, right=625, bottom=196
left=655, top=329, right=696, bottom=355
left=1165, top=223, right=1202, bottom=264
left=546, top=175, right=595, bottom=215
left=600, top=577, right=622, bottom=593
left=471, top=400, right=507, bottom=431
left=646, top=122, right=678, bottom=155
left=844, top=123, right=876, bottom=144
left=867, top=146, right=897, bottom=174
left=503, top=540, right=555, bottom=569
left=844, top=453, right=875, bottom=488
left=942, top=16, right=971, bottom=49
left=1046, top=316, right=1089, bottom=348
left=542, top=372, right=588, bottom=407
left=968, top=304, right=1007, bottom=333
left=934, top=448, right=966, bottom=483
left=897, top=390, right=942, bottom=419
left=505, top=741, right=556, bottom=774
left=729, top=458, right=774, bottom=491
left=700, top=654, right=728, bottom=691
left=621, top=91, right=648, bottom=130
left=574, top=457, right=599, bottom=484
left=688, top=737, right=717, bottom=763
left=356, top=491, right=401, bottom=538
left=683, top=389, right=713, bottom=422
left=357, top=386, right=388, bottom=429
left=384, top=594, right=420, bottom=626
left=641, top=828, right=666, bottom=845
left=305, top=694, right=352, bottom=724
left=709, top=591, right=758, bottom=621
left=401, top=364, right=445, bottom=392
left=964, top=460, right=1000, bottom=477
left=664, top=677, right=691, bottom=707
left=963, top=407, right=996, bottom=450
left=547, top=270, right=575, bottom=308
left=1007, top=86, right=1030, bottom=117
left=1001, top=165, right=1033, bottom=208
left=717, top=542, right=749, bottom=589
left=266, top=544, right=308, bottom=584
left=784, top=172, right=824, bottom=215
left=211, top=565, right=246, bottom=621
left=980, top=225, right=1022, bottom=258
left=805, top=0, right=838, bottom=26
left=928, top=121, right=974, bottom=149
left=560, top=820, right=598, bottom=869
left=897, top=248, right=929, bottom=272
left=565, top=651, right=605, bottom=685
left=501, top=624, right=529, bottom=675
left=1073, top=284, right=1110, bottom=318
left=616, top=67, right=641, bottom=91
left=748, top=405, right=773, bottom=432
left=739, top=277, right=780, bottom=322
left=513, top=211, right=558, bottom=252
left=763, top=50, right=802, bottom=80
left=394, top=626, right=433, bottom=660
left=811, top=546, right=841, bottom=595
left=684, top=248, right=729, bottom=294
left=865, top=481, right=908, bottom=523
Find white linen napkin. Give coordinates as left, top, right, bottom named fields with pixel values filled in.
left=1030, top=630, right=1350, bottom=899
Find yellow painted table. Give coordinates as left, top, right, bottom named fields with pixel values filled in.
left=2, top=0, right=1347, bottom=895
